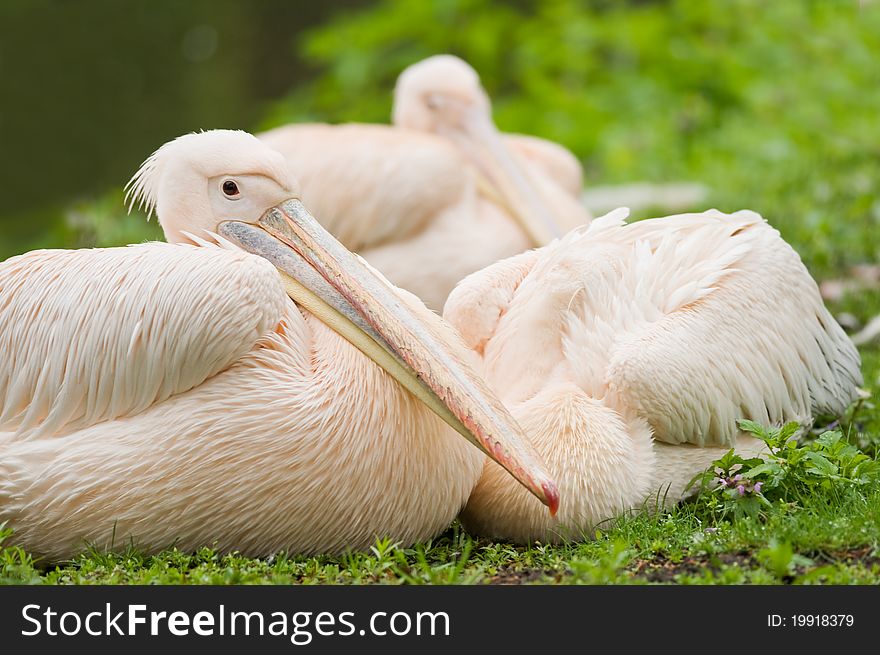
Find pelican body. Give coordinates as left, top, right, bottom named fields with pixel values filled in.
left=0, top=130, right=556, bottom=560
left=444, top=208, right=862, bottom=543
left=260, top=55, right=590, bottom=310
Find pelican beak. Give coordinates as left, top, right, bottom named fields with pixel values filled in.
left=451, top=107, right=565, bottom=247
left=218, top=200, right=559, bottom=515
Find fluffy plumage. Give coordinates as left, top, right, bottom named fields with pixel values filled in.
left=0, top=131, right=484, bottom=560
left=445, top=208, right=862, bottom=543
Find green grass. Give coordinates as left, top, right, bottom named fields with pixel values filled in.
left=3, top=487, right=878, bottom=585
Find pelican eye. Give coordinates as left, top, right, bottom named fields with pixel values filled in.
left=221, top=180, right=240, bottom=198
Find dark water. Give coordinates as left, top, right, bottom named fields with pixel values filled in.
left=0, top=0, right=368, bottom=258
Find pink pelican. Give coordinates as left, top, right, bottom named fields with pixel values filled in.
left=259, top=55, right=591, bottom=310
left=0, top=130, right=557, bottom=561
left=443, top=208, right=862, bottom=543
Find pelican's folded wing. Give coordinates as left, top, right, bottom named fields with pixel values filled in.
left=0, top=242, right=285, bottom=439
left=605, top=212, right=863, bottom=447
left=259, top=123, right=469, bottom=251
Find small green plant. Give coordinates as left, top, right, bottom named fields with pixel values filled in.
left=688, top=420, right=880, bottom=519
left=391, top=538, right=483, bottom=584
left=0, top=522, right=41, bottom=584
left=757, top=540, right=813, bottom=581
left=567, top=539, right=634, bottom=585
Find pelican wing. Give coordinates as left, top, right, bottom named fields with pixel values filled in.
left=259, top=123, right=469, bottom=251
left=601, top=211, right=863, bottom=447
left=0, top=242, right=284, bottom=439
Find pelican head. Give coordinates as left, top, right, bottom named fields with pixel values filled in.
left=392, top=55, right=565, bottom=246
left=126, top=129, right=559, bottom=515
left=392, top=54, right=491, bottom=134
left=126, top=130, right=298, bottom=244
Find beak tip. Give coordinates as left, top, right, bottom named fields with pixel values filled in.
left=542, top=480, right=560, bottom=517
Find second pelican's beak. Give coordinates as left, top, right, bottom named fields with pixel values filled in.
left=450, top=107, right=565, bottom=247
left=219, top=199, right=559, bottom=514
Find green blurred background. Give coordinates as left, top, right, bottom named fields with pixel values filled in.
left=1, top=0, right=878, bottom=279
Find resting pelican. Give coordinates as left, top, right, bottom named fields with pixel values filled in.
left=259, top=55, right=590, bottom=310
left=0, top=130, right=557, bottom=561
left=443, top=208, right=862, bottom=543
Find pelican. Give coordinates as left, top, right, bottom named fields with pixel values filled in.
left=442, top=208, right=863, bottom=543
left=259, top=55, right=591, bottom=310
left=0, top=130, right=557, bottom=561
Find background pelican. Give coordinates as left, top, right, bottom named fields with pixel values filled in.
left=0, top=130, right=556, bottom=561
left=442, top=208, right=862, bottom=543
left=259, top=55, right=591, bottom=310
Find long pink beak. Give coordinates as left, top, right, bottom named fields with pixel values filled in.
left=449, top=106, right=566, bottom=247
left=219, top=199, right=559, bottom=515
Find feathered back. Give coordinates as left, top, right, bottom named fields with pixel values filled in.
left=0, top=242, right=284, bottom=439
